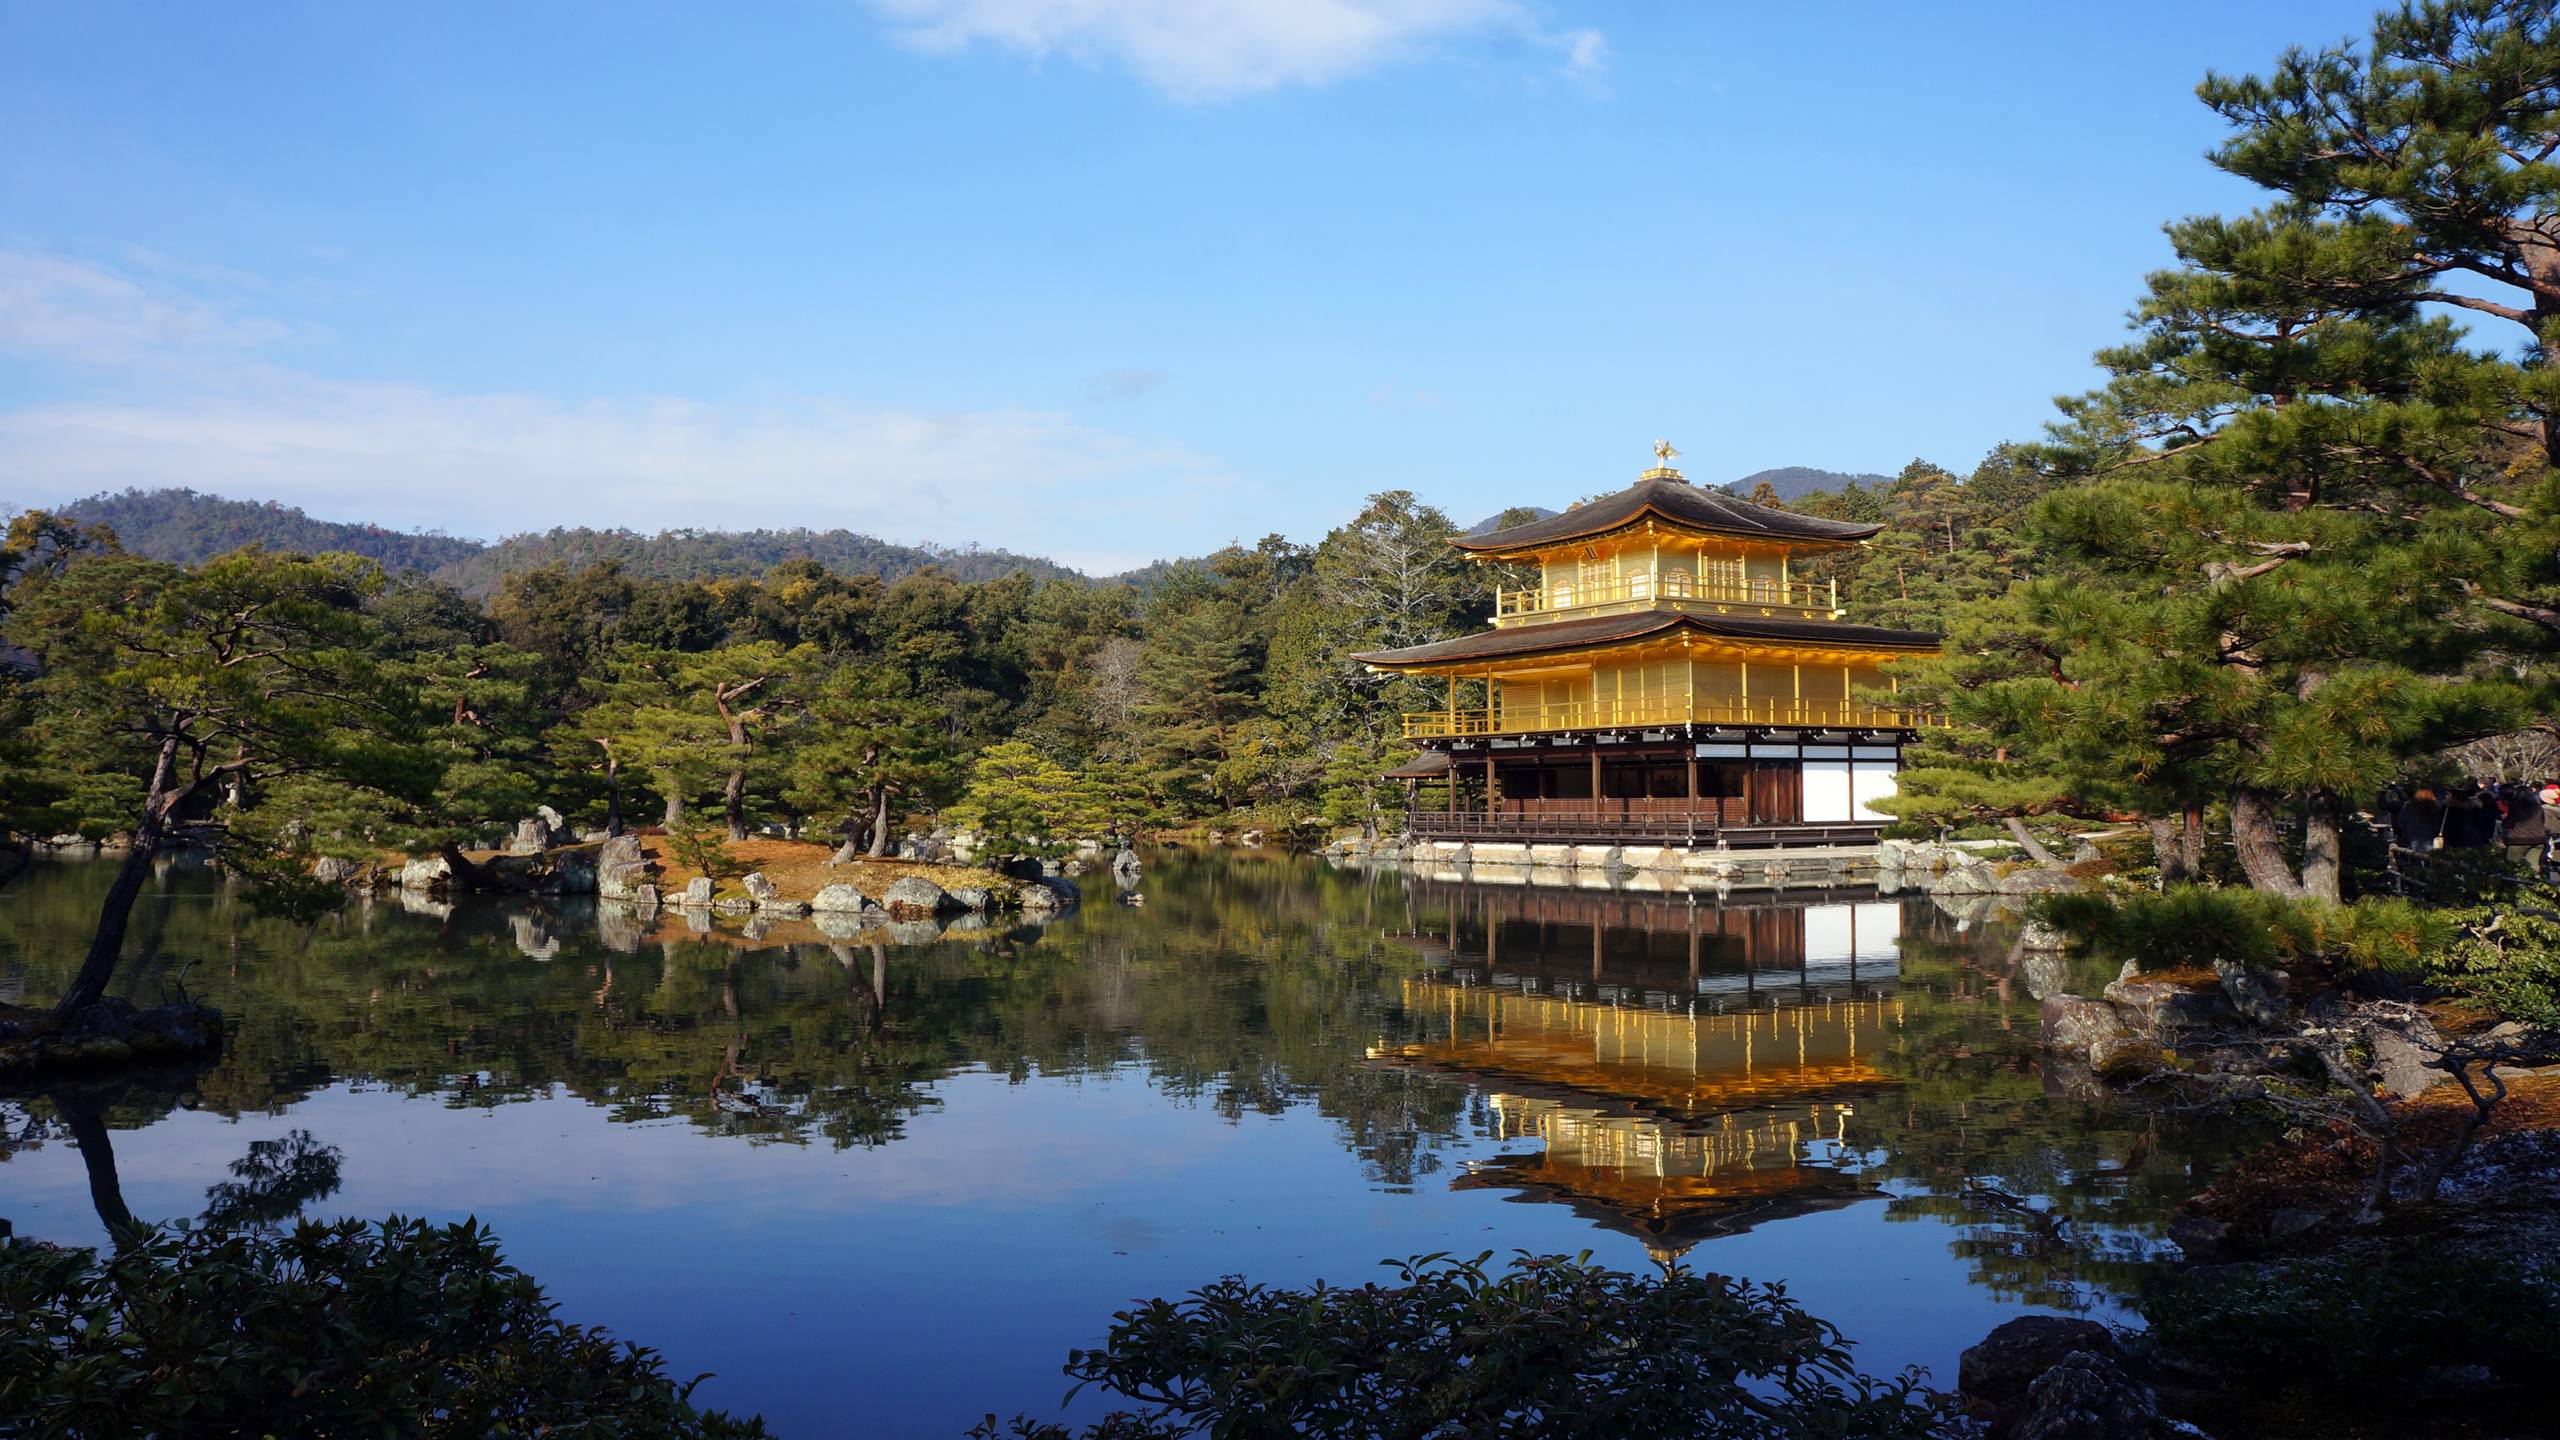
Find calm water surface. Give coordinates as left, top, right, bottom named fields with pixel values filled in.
left=0, top=852, right=2241, bottom=1437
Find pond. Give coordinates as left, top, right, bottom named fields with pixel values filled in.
left=0, top=851, right=2244, bottom=1437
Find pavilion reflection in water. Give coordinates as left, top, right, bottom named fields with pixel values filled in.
left=1374, top=881, right=1906, bottom=1259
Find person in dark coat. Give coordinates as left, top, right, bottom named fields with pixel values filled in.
left=2444, top=784, right=2497, bottom=849
left=2394, top=787, right=2444, bottom=854
left=2509, top=783, right=2558, bottom=871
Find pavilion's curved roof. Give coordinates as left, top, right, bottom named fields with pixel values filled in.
left=1457, top=475, right=1883, bottom=553
left=1350, top=610, right=1939, bottom=669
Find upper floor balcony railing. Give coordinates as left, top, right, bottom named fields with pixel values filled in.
left=1494, top=571, right=1838, bottom=620
left=1399, top=694, right=1935, bottom=739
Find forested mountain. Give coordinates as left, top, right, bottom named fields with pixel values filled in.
left=55, top=489, right=485, bottom=574
left=49, top=487, right=1087, bottom=594
left=433, top=527, right=1084, bottom=594
left=1721, top=467, right=1892, bottom=503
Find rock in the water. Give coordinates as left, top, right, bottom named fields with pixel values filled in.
left=811, top=883, right=871, bottom=914
left=2043, top=995, right=2131, bottom=1058
left=2102, top=978, right=2237, bottom=1039
left=509, top=815, right=552, bottom=855
left=311, top=856, right=358, bottom=885
left=632, top=882, right=660, bottom=909
left=2020, top=917, right=2070, bottom=953
left=1997, top=866, right=2087, bottom=897
left=882, top=874, right=951, bottom=918
left=397, top=854, right=452, bottom=894
left=947, top=886, right=993, bottom=913
left=742, top=871, right=782, bottom=904
left=1959, top=1315, right=2120, bottom=1419
left=2009, top=1350, right=2165, bottom=1440
left=595, top=834, right=650, bottom=899
left=681, top=877, right=715, bottom=908
left=1111, top=847, right=1141, bottom=875
left=536, top=804, right=566, bottom=830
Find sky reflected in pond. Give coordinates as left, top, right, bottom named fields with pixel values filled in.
left=0, top=851, right=2244, bottom=1437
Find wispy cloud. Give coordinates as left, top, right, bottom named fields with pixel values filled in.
left=0, top=249, right=294, bottom=368
left=0, top=250, right=1237, bottom=573
left=860, top=0, right=1607, bottom=102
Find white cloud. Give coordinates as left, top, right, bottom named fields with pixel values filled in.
left=861, top=0, right=1605, bottom=101
left=0, top=251, right=1239, bottom=573
left=0, top=249, right=293, bottom=367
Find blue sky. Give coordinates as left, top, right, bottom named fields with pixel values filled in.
left=0, top=0, right=2391, bottom=572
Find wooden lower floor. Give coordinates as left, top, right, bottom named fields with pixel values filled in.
left=1400, top=731, right=1907, bottom=846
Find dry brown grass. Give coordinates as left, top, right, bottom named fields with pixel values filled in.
left=630, top=832, right=1012, bottom=903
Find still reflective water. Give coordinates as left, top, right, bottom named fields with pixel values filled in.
left=0, top=852, right=2240, bottom=1436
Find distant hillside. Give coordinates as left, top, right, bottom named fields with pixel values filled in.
left=432, top=527, right=1085, bottom=595
left=55, top=488, right=485, bottom=574
left=1464, top=506, right=1557, bottom=536
left=42, top=488, right=1088, bottom=595
left=1722, top=467, right=1891, bottom=503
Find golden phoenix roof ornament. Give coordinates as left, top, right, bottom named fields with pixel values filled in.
left=1644, top=438, right=1684, bottom=481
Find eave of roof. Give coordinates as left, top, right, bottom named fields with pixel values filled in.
left=1456, top=476, right=1882, bottom=554
left=1350, top=610, right=1940, bottom=670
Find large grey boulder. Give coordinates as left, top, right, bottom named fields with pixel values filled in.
left=311, top=856, right=358, bottom=885
left=2102, top=977, right=2237, bottom=1040
left=397, top=854, right=452, bottom=894
left=811, top=884, right=872, bottom=914
left=882, top=874, right=951, bottom=918
left=947, top=886, right=993, bottom=913
left=680, top=877, right=715, bottom=909
left=742, top=871, right=782, bottom=904
left=1997, top=867, right=2086, bottom=897
left=508, top=816, right=551, bottom=855
left=595, top=834, right=650, bottom=899
left=2371, top=1027, right=2445, bottom=1099
left=2043, top=995, right=2131, bottom=1059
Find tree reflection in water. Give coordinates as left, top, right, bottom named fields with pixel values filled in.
left=0, top=850, right=2259, bottom=1307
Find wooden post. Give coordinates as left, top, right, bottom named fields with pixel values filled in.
left=1485, top=755, right=1498, bottom=817
left=1687, top=749, right=1700, bottom=845
left=1589, top=748, right=1602, bottom=818
left=1446, top=756, right=1457, bottom=815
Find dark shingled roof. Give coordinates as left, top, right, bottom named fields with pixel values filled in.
left=1456, top=475, right=1882, bottom=552
left=1380, top=750, right=1454, bottom=779
left=1351, top=610, right=1939, bottom=669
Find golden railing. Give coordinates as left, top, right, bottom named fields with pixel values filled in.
left=1398, top=695, right=1934, bottom=738
left=1495, top=571, right=1837, bottom=619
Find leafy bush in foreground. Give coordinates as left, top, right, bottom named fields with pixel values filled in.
left=0, top=1217, right=767, bottom=1439
left=972, top=1251, right=1954, bottom=1440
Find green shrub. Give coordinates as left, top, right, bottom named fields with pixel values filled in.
left=666, top=824, right=741, bottom=890
left=973, top=1251, right=1953, bottom=1440
left=2427, top=898, right=2560, bottom=1026
left=2035, top=886, right=2448, bottom=977
left=2141, top=1248, right=2560, bottom=1390
left=0, top=1218, right=766, bottom=1438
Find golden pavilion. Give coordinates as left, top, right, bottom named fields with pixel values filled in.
left=1355, top=442, right=1940, bottom=846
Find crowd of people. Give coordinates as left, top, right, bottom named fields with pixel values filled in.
left=2388, top=778, right=2560, bottom=876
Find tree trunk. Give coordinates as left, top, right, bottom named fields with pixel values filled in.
left=2147, top=816, right=2190, bottom=886
left=2301, top=791, right=2343, bottom=903
left=2229, top=788, right=2305, bottom=896
left=2002, top=815, right=2055, bottom=865
left=597, top=746, right=623, bottom=839
left=724, top=762, right=748, bottom=844
left=867, top=787, right=893, bottom=858
left=2181, top=806, right=2205, bottom=877
left=662, top=791, right=684, bottom=832
left=56, top=737, right=183, bottom=1019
